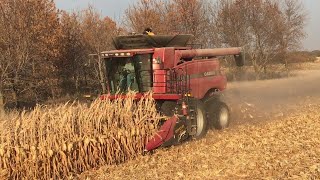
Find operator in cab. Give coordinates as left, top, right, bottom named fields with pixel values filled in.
left=118, top=59, right=135, bottom=92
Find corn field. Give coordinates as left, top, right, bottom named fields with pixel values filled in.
left=86, top=104, right=320, bottom=179
left=0, top=92, right=161, bottom=179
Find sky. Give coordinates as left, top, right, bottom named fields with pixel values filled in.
left=303, top=0, right=320, bottom=51
left=54, top=0, right=320, bottom=51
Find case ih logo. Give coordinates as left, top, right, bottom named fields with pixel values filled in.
left=190, top=70, right=218, bottom=79
left=204, top=71, right=217, bottom=77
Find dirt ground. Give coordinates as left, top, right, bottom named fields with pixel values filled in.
left=224, top=64, right=320, bottom=126
left=78, top=62, right=320, bottom=179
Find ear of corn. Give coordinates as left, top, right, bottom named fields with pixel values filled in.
left=0, top=91, right=161, bottom=179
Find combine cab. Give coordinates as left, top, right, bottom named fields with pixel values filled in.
left=100, top=34, right=244, bottom=151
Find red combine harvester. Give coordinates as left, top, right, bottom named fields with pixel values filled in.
left=100, top=34, right=244, bottom=151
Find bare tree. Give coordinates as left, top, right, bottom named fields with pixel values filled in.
left=124, top=0, right=168, bottom=34
left=0, top=0, right=61, bottom=111
left=59, top=11, right=88, bottom=95
left=124, top=0, right=210, bottom=45
left=279, top=0, right=307, bottom=72
left=81, top=7, right=119, bottom=93
left=164, top=0, right=211, bottom=45
left=210, top=0, right=307, bottom=78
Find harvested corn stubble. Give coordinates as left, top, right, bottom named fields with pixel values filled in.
left=0, top=91, right=161, bottom=180
left=82, top=104, right=320, bottom=180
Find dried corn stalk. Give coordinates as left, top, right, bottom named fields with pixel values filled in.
left=0, top=91, right=161, bottom=179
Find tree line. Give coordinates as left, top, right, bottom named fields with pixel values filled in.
left=0, top=1, right=120, bottom=111
left=0, top=0, right=308, bottom=111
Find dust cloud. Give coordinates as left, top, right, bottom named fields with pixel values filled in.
left=221, top=67, right=320, bottom=126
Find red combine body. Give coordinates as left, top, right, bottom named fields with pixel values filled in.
left=100, top=34, right=244, bottom=151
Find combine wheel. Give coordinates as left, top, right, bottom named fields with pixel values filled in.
left=207, top=101, right=230, bottom=130
left=188, top=99, right=208, bottom=139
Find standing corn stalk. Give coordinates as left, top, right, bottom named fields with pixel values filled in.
left=0, top=92, right=161, bottom=179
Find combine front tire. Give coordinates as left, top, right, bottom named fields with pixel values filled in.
left=189, top=99, right=208, bottom=139
left=207, top=101, right=230, bottom=130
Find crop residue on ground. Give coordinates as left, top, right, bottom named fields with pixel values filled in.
left=81, top=104, right=320, bottom=180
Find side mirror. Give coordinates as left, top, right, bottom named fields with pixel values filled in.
left=234, top=54, right=244, bottom=67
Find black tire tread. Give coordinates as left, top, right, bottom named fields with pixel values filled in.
left=207, top=101, right=230, bottom=130
left=189, top=99, right=208, bottom=139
